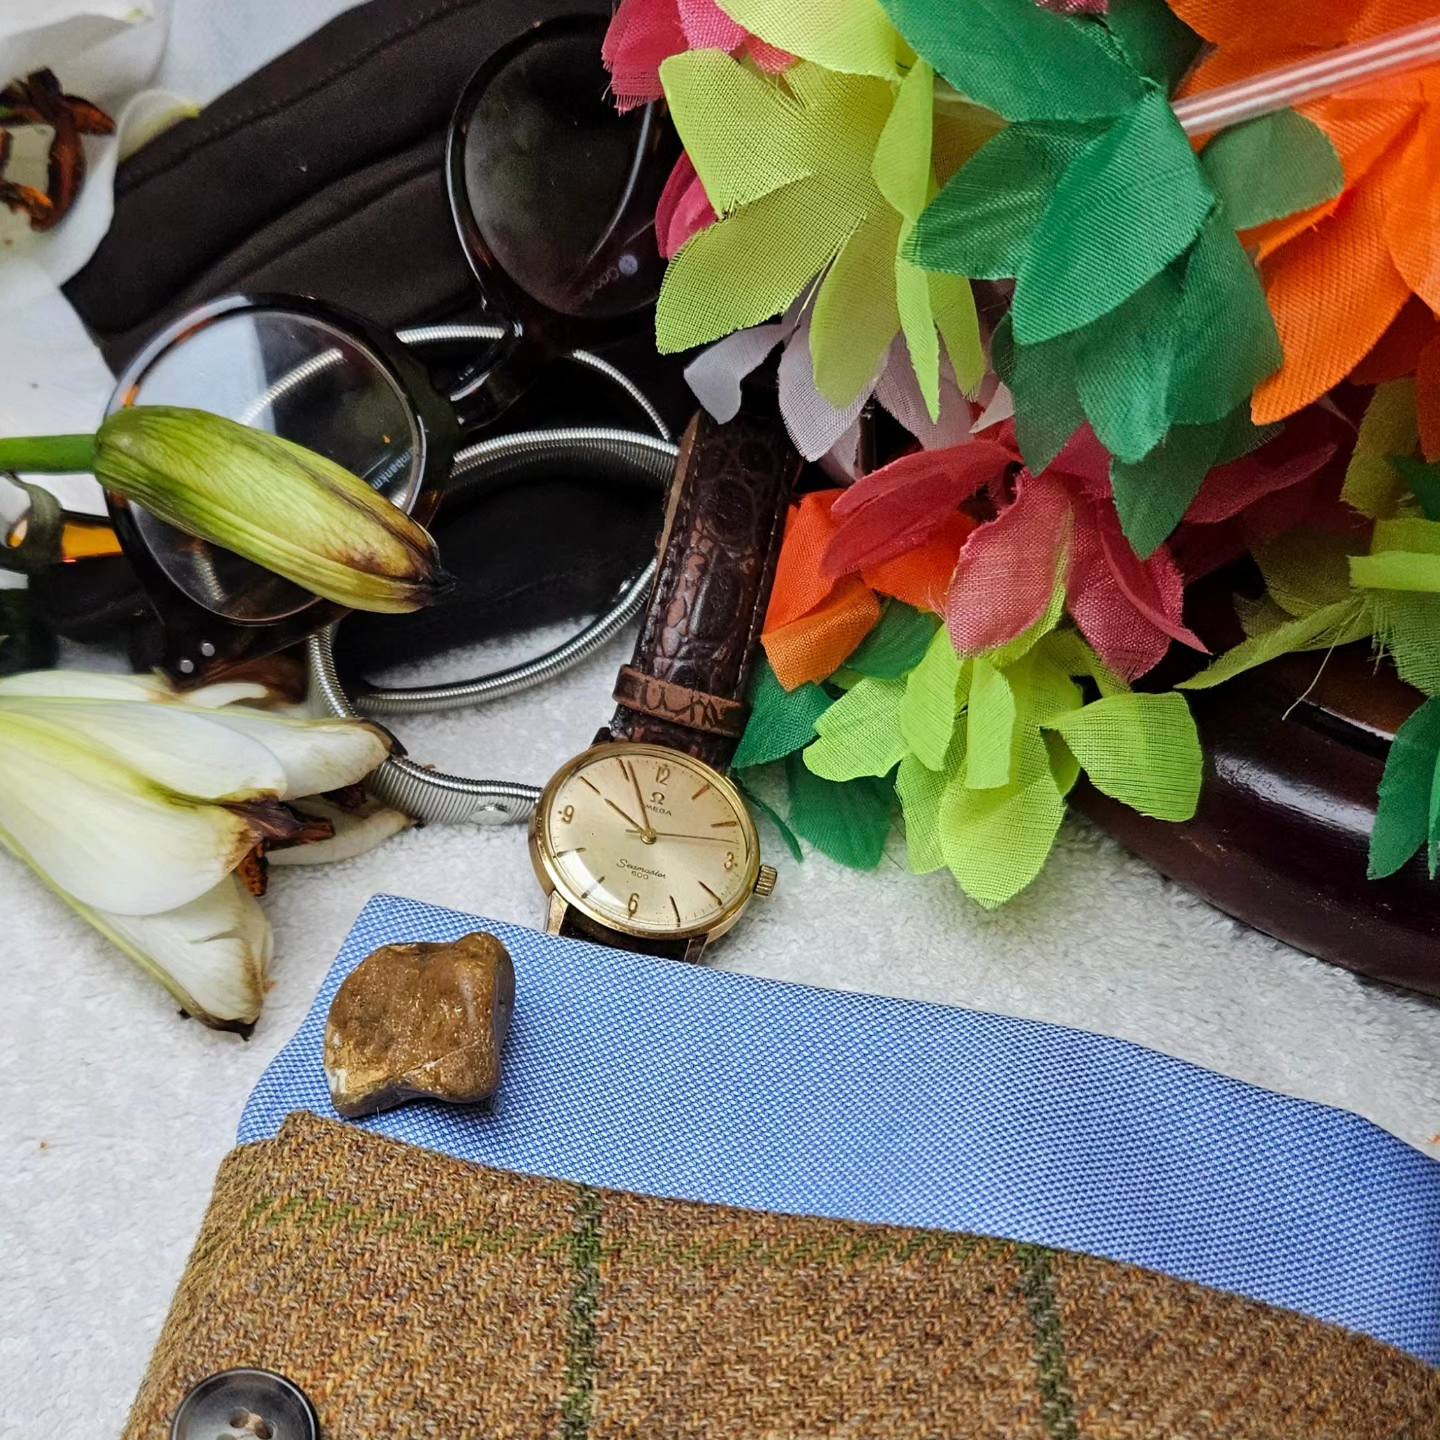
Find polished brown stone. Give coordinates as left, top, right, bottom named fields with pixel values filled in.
left=323, top=932, right=515, bottom=1118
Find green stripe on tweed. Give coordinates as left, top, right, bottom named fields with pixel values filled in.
left=563, top=1186, right=604, bottom=1440
left=1021, top=1245, right=1081, bottom=1440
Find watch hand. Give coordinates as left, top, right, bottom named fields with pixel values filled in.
left=625, top=762, right=657, bottom=840
left=625, top=828, right=734, bottom=843
left=605, top=797, right=649, bottom=833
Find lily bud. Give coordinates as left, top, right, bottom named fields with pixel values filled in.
left=0, top=407, right=444, bottom=614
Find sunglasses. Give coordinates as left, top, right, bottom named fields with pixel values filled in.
left=5, top=14, right=678, bottom=682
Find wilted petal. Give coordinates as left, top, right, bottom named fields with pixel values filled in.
left=0, top=696, right=287, bottom=800
left=199, top=708, right=392, bottom=799
left=76, top=876, right=269, bottom=1032
left=946, top=470, right=1073, bottom=654
left=268, top=797, right=413, bottom=866
left=0, top=710, right=256, bottom=914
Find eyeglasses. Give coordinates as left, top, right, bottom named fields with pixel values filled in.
left=6, top=14, right=678, bottom=683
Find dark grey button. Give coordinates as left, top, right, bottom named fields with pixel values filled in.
left=171, top=1368, right=319, bottom=1440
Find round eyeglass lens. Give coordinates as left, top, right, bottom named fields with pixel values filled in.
left=110, top=306, right=422, bottom=623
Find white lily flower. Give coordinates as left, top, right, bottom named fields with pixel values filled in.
left=0, top=668, right=404, bottom=1031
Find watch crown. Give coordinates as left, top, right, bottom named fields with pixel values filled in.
left=753, top=864, right=778, bottom=899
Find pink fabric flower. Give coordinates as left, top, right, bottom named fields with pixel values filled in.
left=603, top=0, right=791, bottom=112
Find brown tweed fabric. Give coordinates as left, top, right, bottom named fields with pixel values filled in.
left=126, top=1113, right=1440, bottom=1440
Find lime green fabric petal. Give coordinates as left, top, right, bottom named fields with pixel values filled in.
left=848, top=602, right=941, bottom=678
left=734, top=659, right=833, bottom=769
left=897, top=750, right=952, bottom=874
left=804, top=676, right=908, bottom=781
left=1343, top=380, right=1417, bottom=520
left=1200, top=109, right=1345, bottom=233
left=1044, top=691, right=1201, bottom=820
left=940, top=730, right=1065, bottom=908
left=1180, top=598, right=1373, bottom=690
left=931, top=268, right=985, bottom=393
left=965, top=657, right=1016, bottom=790
left=880, top=0, right=1143, bottom=123
left=895, top=244, right=943, bottom=419
left=1015, top=91, right=1213, bottom=345
left=657, top=183, right=844, bottom=351
left=1007, top=643, right=1084, bottom=728
left=660, top=52, right=812, bottom=211
left=1039, top=628, right=1128, bottom=697
left=873, top=59, right=934, bottom=220
left=719, top=0, right=910, bottom=78
left=901, top=629, right=969, bottom=770
left=1369, top=695, right=1440, bottom=879
left=812, top=215, right=902, bottom=408
left=1045, top=730, right=1082, bottom=797
left=1254, top=527, right=1361, bottom=617
left=1372, top=592, right=1440, bottom=696
left=786, top=753, right=893, bottom=869
left=1352, top=518, right=1440, bottom=594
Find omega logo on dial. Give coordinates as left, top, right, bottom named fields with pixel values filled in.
left=535, top=743, right=759, bottom=937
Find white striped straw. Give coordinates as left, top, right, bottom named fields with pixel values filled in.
left=1172, top=17, right=1440, bottom=136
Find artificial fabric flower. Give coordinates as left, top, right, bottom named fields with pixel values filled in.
left=0, top=669, right=404, bottom=1030
left=1170, top=0, right=1440, bottom=425
left=603, top=0, right=790, bottom=111
left=0, top=407, right=445, bottom=613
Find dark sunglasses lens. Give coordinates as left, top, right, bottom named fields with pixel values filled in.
left=112, top=308, right=423, bottom=623
left=459, top=24, right=673, bottom=319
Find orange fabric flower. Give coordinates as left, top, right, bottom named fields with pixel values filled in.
left=1173, top=0, right=1440, bottom=424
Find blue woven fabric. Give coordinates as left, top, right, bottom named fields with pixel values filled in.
left=241, top=894, right=1440, bottom=1363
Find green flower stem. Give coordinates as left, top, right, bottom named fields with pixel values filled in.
left=0, top=434, right=98, bottom=474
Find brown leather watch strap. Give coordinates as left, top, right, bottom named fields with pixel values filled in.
left=607, top=395, right=801, bottom=769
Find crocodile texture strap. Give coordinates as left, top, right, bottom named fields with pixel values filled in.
left=606, top=395, right=801, bottom=770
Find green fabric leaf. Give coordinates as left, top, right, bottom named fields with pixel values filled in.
left=965, top=657, right=1017, bottom=789
left=1015, top=90, right=1213, bottom=345
left=1006, top=643, right=1085, bottom=729
left=1101, top=0, right=1201, bottom=92
left=897, top=750, right=951, bottom=873
left=1200, top=109, right=1345, bottom=232
left=734, top=659, right=833, bottom=769
left=1070, top=265, right=1182, bottom=463
left=1351, top=516, right=1440, bottom=594
left=880, top=0, right=1144, bottom=123
left=1342, top=380, right=1417, bottom=520
left=1167, top=215, right=1284, bottom=428
left=993, top=314, right=1086, bottom=475
left=908, top=121, right=1097, bottom=281
left=1039, top=628, right=1128, bottom=697
left=1372, top=591, right=1440, bottom=696
left=1179, top=598, right=1373, bottom=690
left=786, top=753, right=894, bottom=869
left=1394, top=457, right=1440, bottom=521
left=1044, top=691, right=1201, bottom=820
left=1045, top=729, right=1082, bottom=796
left=1369, top=695, right=1440, bottom=879
left=939, top=729, right=1065, bottom=907
left=847, top=601, right=942, bottom=678
left=813, top=214, right=903, bottom=408
left=719, top=0, right=911, bottom=78
left=803, top=676, right=908, bottom=781
left=900, top=628, right=969, bottom=769
left=1109, top=406, right=1265, bottom=558
left=735, top=773, right=805, bottom=863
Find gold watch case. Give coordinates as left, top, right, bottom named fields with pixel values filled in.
left=529, top=741, right=765, bottom=944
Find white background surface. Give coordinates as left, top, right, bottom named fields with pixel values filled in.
left=0, top=3, right=1438, bottom=1435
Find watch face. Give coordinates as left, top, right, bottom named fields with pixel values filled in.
left=532, top=743, right=761, bottom=939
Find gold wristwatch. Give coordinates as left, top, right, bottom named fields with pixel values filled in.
left=530, top=397, right=800, bottom=960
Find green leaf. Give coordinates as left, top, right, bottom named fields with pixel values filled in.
left=1180, top=598, right=1373, bottom=690
left=1167, top=215, right=1284, bottom=428
left=994, top=314, right=1086, bottom=475
left=1070, top=264, right=1183, bottom=464
left=908, top=121, right=1098, bottom=280
left=803, top=676, right=908, bottom=780
left=1369, top=696, right=1440, bottom=879
left=1393, top=456, right=1440, bottom=521
left=734, top=659, right=833, bottom=769
left=1109, top=406, right=1263, bottom=558
left=965, top=657, right=1017, bottom=789
left=1372, top=591, right=1440, bottom=696
left=897, top=751, right=951, bottom=873
left=1200, top=109, right=1345, bottom=232
left=1342, top=380, right=1417, bottom=520
left=847, top=601, right=942, bottom=678
left=1015, top=90, right=1213, bottom=344
left=735, top=774, right=805, bottom=863
left=1044, top=691, right=1201, bottom=820
left=881, top=0, right=1144, bottom=122
left=900, top=628, right=970, bottom=769
left=939, top=730, right=1065, bottom=907
left=1101, top=0, right=1202, bottom=92
left=786, top=753, right=894, bottom=869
